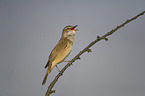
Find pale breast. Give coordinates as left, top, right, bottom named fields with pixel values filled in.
left=54, top=43, right=72, bottom=64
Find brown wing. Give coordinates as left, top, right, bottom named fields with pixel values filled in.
left=44, top=37, right=72, bottom=68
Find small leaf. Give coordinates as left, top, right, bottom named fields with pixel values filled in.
left=104, top=37, right=108, bottom=41
left=50, top=90, right=55, bottom=94
left=77, top=56, right=81, bottom=60
left=97, top=35, right=100, bottom=40
left=87, top=49, right=92, bottom=53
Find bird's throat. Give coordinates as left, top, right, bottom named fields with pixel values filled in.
left=67, top=34, right=75, bottom=42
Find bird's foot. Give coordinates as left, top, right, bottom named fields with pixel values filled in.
left=62, top=61, right=72, bottom=65
left=56, top=65, right=63, bottom=75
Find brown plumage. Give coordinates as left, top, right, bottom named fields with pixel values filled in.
left=42, top=25, right=77, bottom=85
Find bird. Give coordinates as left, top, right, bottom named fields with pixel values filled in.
left=42, top=25, right=78, bottom=85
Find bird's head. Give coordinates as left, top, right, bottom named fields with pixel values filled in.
left=62, top=25, right=78, bottom=41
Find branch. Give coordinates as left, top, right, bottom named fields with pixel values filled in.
left=45, top=10, right=145, bottom=96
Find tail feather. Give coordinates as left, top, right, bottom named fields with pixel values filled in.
left=44, top=60, right=50, bottom=68
left=42, top=62, right=56, bottom=85
left=42, top=68, right=51, bottom=85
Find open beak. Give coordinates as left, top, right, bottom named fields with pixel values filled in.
left=71, top=25, right=78, bottom=30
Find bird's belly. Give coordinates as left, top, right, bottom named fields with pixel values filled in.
left=55, top=46, right=72, bottom=63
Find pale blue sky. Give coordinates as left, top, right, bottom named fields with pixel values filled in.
left=0, top=0, right=145, bottom=96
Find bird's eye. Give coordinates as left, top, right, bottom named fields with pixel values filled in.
left=67, top=28, right=71, bottom=29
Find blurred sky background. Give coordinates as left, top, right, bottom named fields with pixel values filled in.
left=0, top=0, right=145, bottom=96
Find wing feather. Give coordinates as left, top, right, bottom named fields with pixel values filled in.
left=44, top=37, right=72, bottom=68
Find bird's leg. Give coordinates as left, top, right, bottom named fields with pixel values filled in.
left=61, top=61, right=72, bottom=64
left=56, top=65, right=63, bottom=75
left=56, top=65, right=61, bottom=72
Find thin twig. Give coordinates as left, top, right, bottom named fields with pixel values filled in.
left=45, top=10, right=145, bottom=96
